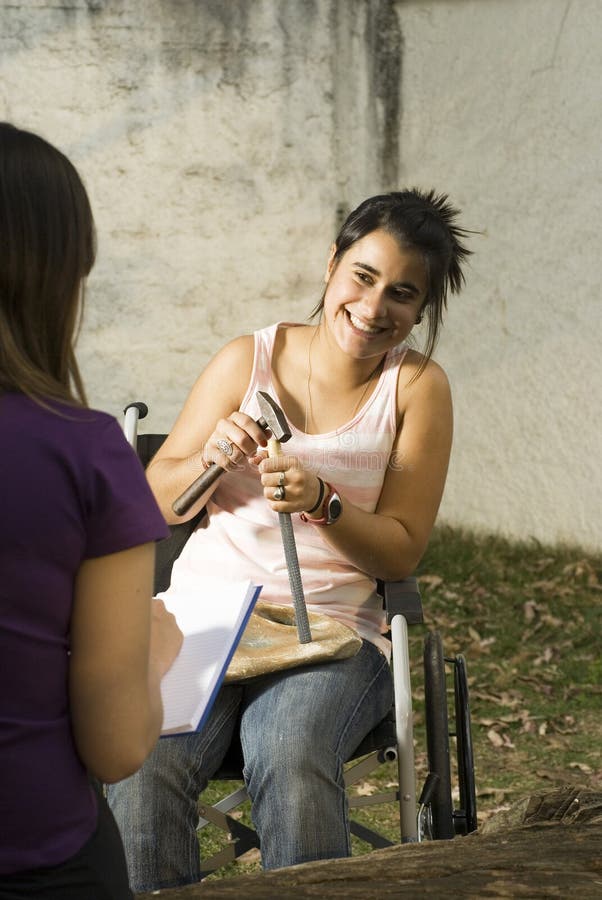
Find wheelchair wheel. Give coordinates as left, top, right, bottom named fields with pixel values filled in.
left=423, top=630, right=455, bottom=839
left=453, top=653, right=478, bottom=834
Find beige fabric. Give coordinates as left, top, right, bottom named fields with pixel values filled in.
left=224, top=600, right=362, bottom=683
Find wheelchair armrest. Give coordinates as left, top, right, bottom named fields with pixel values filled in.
left=379, top=577, right=424, bottom=626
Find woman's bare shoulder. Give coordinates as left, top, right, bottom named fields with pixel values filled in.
left=202, top=333, right=255, bottom=386
left=399, top=348, right=450, bottom=388
left=176, top=334, right=256, bottom=420
left=396, top=348, right=451, bottom=413
left=211, top=333, right=255, bottom=365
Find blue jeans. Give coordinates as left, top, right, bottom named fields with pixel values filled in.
left=107, top=640, right=392, bottom=892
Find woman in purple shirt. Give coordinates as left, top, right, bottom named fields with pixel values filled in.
left=0, top=123, right=182, bottom=899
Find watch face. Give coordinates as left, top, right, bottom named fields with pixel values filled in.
left=328, top=493, right=342, bottom=523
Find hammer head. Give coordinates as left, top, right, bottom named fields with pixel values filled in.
left=255, top=391, right=292, bottom=443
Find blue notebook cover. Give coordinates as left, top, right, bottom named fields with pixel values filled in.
left=158, top=579, right=262, bottom=736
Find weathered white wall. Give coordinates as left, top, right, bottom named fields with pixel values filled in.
left=1, top=0, right=600, bottom=549
left=396, top=0, right=602, bottom=550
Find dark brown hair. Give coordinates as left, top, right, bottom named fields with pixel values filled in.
left=312, top=189, right=472, bottom=372
left=0, top=122, right=96, bottom=405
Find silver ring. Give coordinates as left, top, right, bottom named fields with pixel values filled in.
left=278, top=472, right=286, bottom=486
left=216, top=438, right=234, bottom=457
left=273, top=485, right=286, bottom=501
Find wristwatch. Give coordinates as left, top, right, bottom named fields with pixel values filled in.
left=300, top=482, right=343, bottom=526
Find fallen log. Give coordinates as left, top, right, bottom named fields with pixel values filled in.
left=136, top=787, right=602, bottom=899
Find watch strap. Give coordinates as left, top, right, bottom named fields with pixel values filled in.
left=299, top=481, right=340, bottom=526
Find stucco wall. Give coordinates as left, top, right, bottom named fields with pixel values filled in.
left=1, top=0, right=600, bottom=549
left=397, top=0, right=602, bottom=550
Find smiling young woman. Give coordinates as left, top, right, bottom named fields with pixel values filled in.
left=108, top=188, right=472, bottom=892
left=322, top=229, right=427, bottom=359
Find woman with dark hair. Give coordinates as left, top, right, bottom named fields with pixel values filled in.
left=109, top=188, right=472, bottom=892
left=0, top=122, right=182, bottom=899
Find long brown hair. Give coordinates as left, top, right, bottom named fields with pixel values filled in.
left=0, top=122, right=96, bottom=405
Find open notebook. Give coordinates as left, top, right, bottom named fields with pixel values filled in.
left=158, top=578, right=261, bottom=736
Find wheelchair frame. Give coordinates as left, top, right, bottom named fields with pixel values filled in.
left=123, top=401, right=477, bottom=874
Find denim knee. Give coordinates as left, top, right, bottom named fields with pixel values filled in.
left=236, top=642, right=393, bottom=869
left=107, top=684, right=243, bottom=892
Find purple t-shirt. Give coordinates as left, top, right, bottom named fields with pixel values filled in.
left=0, top=393, right=169, bottom=874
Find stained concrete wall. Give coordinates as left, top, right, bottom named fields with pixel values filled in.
left=1, top=0, right=600, bottom=549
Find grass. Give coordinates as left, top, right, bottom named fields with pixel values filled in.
left=197, top=525, right=602, bottom=879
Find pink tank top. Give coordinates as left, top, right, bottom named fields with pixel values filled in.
left=165, top=323, right=408, bottom=656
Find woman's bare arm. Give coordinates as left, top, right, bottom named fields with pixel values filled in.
left=69, top=543, right=182, bottom=784
left=146, top=335, right=267, bottom=523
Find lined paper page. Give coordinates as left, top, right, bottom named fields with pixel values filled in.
left=159, top=578, right=260, bottom=735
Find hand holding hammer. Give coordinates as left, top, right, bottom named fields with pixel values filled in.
left=172, top=393, right=291, bottom=517
left=172, top=391, right=312, bottom=644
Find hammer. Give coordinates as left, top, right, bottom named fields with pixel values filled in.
left=172, top=391, right=312, bottom=644
left=172, top=391, right=291, bottom=517
left=256, top=391, right=312, bottom=643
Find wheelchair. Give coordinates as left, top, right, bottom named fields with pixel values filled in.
left=124, top=401, right=478, bottom=876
